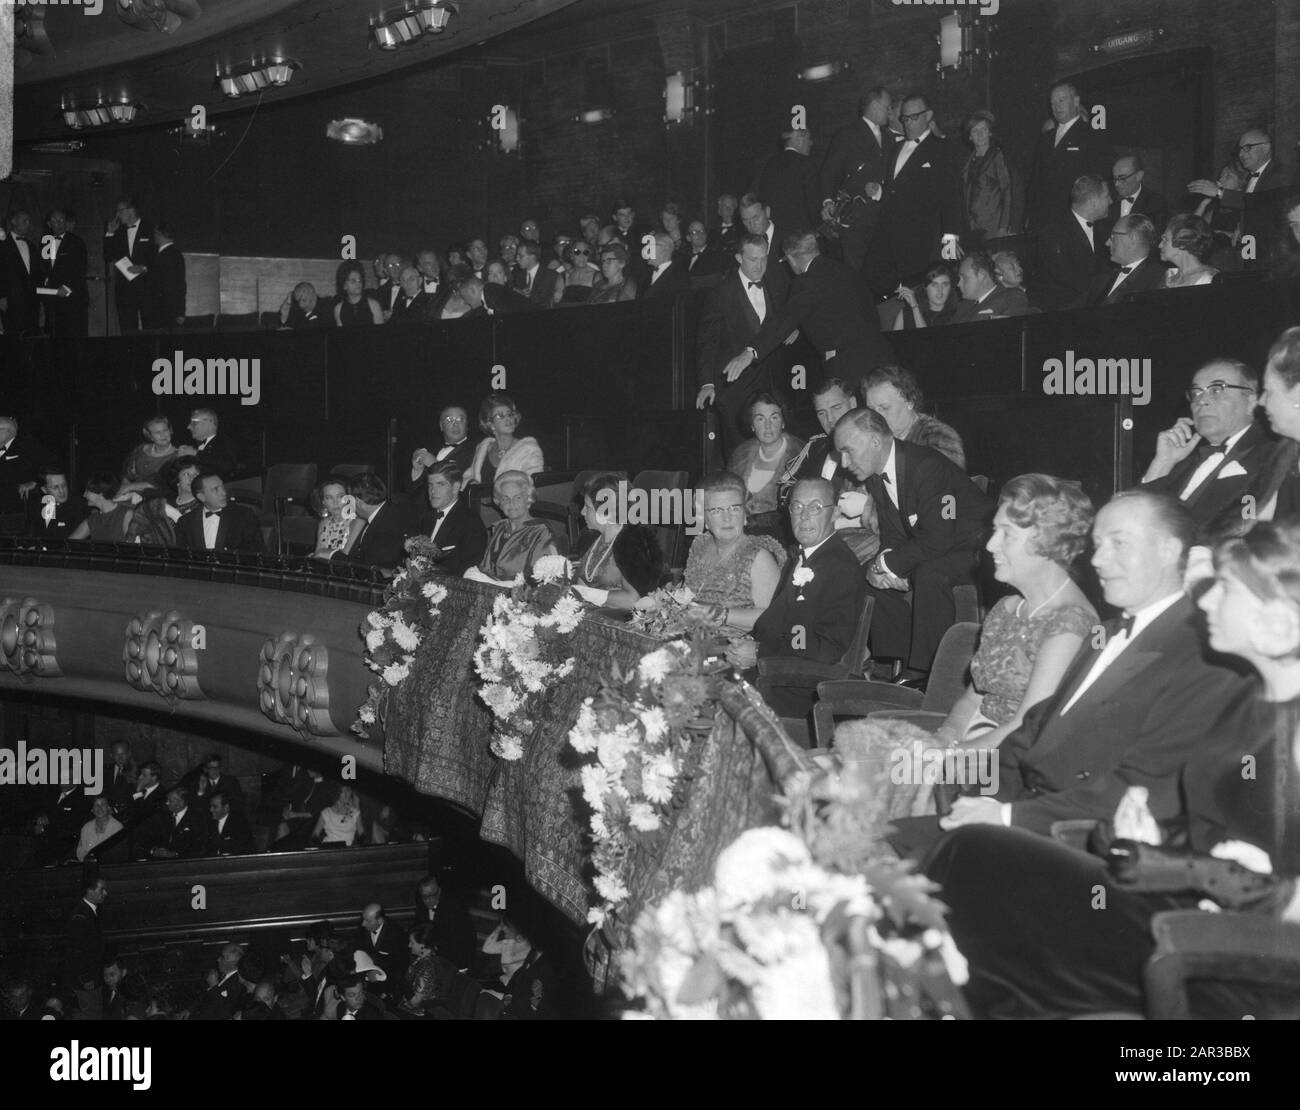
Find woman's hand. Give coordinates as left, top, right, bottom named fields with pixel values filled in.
left=726, top=638, right=758, bottom=671
left=896, top=285, right=918, bottom=309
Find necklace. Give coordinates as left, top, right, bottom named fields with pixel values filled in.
left=757, top=436, right=784, bottom=462
left=1018, top=576, right=1070, bottom=620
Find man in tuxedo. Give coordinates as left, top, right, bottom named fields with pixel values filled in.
left=413, top=461, right=487, bottom=577
left=932, top=491, right=1255, bottom=840
left=26, top=467, right=88, bottom=539
left=388, top=265, right=441, bottom=324
left=477, top=265, right=536, bottom=315
left=64, top=877, right=108, bottom=1020
left=189, top=944, right=247, bottom=1020
left=465, top=239, right=490, bottom=282
left=1088, top=214, right=1168, bottom=306
left=781, top=379, right=856, bottom=494
left=104, top=740, right=139, bottom=810
left=188, top=752, right=243, bottom=811
left=177, top=408, right=239, bottom=478
left=206, top=793, right=254, bottom=856
left=42, top=208, right=89, bottom=338
left=44, top=784, right=91, bottom=862
left=123, top=761, right=166, bottom=853
left=335, top=976, right=386, bottom=1020
left=0, top=415, right=47, bottom=536
left=737, top=193, right=780, bottom=262
left=694, top=234, right=791, bottom=457
left=0, top=210, right=40, bottom=337
left=409, top=405, right=476, bottom=491
left=179, top=473, right=265, bottom=553
left=682, top=221, right=728, bottom=288
left=1137, top=359, right=1278, bottom=544
left=875, top=93, right=966, bottom=289
left=819, top=87, right=897, bottom=280
left=1034, top=174, right=1114, bottom=313
left=1025, top=81, right=1110, bottom=232
left=144, top=221, right=186, bottom=330
left=835, top=407, right=993, bottom=680
left=324, top=473, right=415, bottom=570
left=728, top=477, right=866, bottom=721
left=949, top=251, right=1030, bottom=323
left=375, top=253, right=405, bottom=321
left=758, top=128, right=821, bottom=249
left=721, top=232, right=893, bottom=397
left=242, top=981, right=288, bottom=1021
left=641, top=233, right=691, bottom=300
left=712, top=194, right=742, bottom=256
left=415, top=249, right=446, bottom=301
left=414, top=873, right=478, bottom=971
left=515, top=242, right=562, bottom=308
left=102, top=196, right=156, bottom=334
left=356, top=903, right=409, bottom=985
left=1111, top=155, right=1168, bottom=243
left=279, top=282, right=328, bottom=329
left=149, top=787, right=205, bottom=860
left=1189, top=128, right=1296, bottom=269
left=2, top=978, right=43, bottom=1020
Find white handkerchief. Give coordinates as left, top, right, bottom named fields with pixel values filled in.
left=907, top=513, right=919, bottom=526
left=1217, top=461, right=1247, bottom=479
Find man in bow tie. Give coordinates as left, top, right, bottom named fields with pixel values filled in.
left=712, top=193, right=741, bottom=256
left=42, top=208, right=89, bottom=338
left=1110, top=156, right=1167, bottom=244
left=178, top=472, right=264, bottom=553
left=1188, top=128, right=1296, bottom=270
left=0, top=414, right=52, bottom=536
left=1137, top=359, right=1279, bottom=544
left=1034, top=173, right=1114, bottom=312
left=408, top=460, right=487, bottom=576
left=103, top=196, right=156, bottom=334
left=1087, top=214, right=1167, bottom=305
left=729, top=477, right=866, bottom=723
left=25, top=466, right=88, bottom=539
left=0, top=210, right=40, bottom=337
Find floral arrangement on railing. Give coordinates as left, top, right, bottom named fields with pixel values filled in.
left=569, top=635, right=726, bottom=926
left=627, top=583, right=715, bottom=641
left=473, top=555, right=584, bottom=761
left=353, top=553, right=448, bottom=740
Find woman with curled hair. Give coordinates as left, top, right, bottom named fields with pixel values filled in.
left=885, top=263, right=959, bottom=330
left=69, top=471, right=134, bottom=542
left=588, top=241, right=638, bottom=303
left=572, top=471, right=664, bottom=609
left=467, top=471, right=557, bottom=586
left=933, top=473, right=1097, bottom=747
left=862, top=366, right=966, bottom=470
left=683, top=471, right=787, bottom=633
left=727, top=392, right=803, bottom=541
left=332, top=262, right=384, bottom=326
left=466, top=391, right=544, bottom=489
left=1159, top=214, right=1218, bottom=288
left=121, top=416, right=179, bottom=493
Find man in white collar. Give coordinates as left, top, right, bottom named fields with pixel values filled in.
left=937, top=490, right=1256, bottom=836
left=1088, top=214, right=1167, bottom=305
left=1026, top=80, right=1110, bottom=232
left=1110, top=155, right=1167, bottom=240
left=729, top=477, right=866, bottom=724
left=1034, top=173, right=1113, bottom=312
left=517, top=241, right=561, bottom=307
left=737, top=193, right=778, bottom=261
left=950, top=251, right=1029, bottom=323
left=103, top=196, right=155, bottom=334
left=641, top=232, right=690, bottom=299
left=190, top=944, right=247, bottom=1020
left=416, top=249, right=444, bottom=299
left=144, top=221, right=186, bottom=330
left=1190, top=128, right=1297, bottom=269
left=712, top=193, right=741, bottom=255
left=819, top=87, right=896, bottom=277
left=177, top=408, right=238, bottom=478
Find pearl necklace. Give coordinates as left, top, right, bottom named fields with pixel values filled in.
left=1018, top=576, right=1070, bottom=620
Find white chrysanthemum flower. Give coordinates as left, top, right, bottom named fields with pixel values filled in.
left=580, top=765, right=610, bottom=812
left=748, top=930, right=839, bottom=1020
left=713, top=827, right=812, bottom=909
left=638, top=648, right=675, bottom=684
left=533, top=554, right=572, bottom=584
left=550, top=595, right=585, bottom=633
left=638, top=706, right=668, bottom=744
left=381, top=662, right=410, bottom=687
left=493, top=734, right=525, bottom=761
left=640, top=759, right=675, bottom=806
left=366, top=611, right=387, bottom=629
left=590, top=812, right=609, bottom=839
left=364, top=629, right=386, bottom=652
left=422, top=581, right=448, bottom=604
left=587, top=906, right=607, bottom=927
left=593, top=872, right=629, bottom=904
left=628, top=803, right=660, bottom=833
left=390, top=619, right=420, bottom=652
left=596, top=730, right=632, bottom=778
left=357, top=704, right=377, bottom=725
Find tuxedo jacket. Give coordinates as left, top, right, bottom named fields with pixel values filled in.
left=641, top=260, right=692, bottom=300
left=335, top=997, right=386, bottom=1021
left=1140, top=422, right=1281, bottom=544
left=0, top=435, right=50, bottom=515
left=416, top=498, right=488, bottom=577
left=409, top=439, right=476, bottom=493
left=44, top=232, right=89, bottom=304
left=880, top=132, right=968, bottom=284
left=48, top=786, right=92, bottom=845
left=784, top=434, right=850, bottom=500
left=178, top=503, right=265, bottom=553
left=711, top=222, right=742, bottom=256
left=375, top=280, right=400, bottom=316
left=758, top=147, right=821, bottom=242
left=1220, top=160, right=1297, bottom=267
left=949, top=285, right=1030, bottom=323
left=26, top=496, right=89, bottom=540
left=697, top=265, right=791, bottom=390
left=685, top=246, right=729, bottom=288
left=207, top=811, right=254, bottom=856
left=356, top=920, right=409, bottom=982
left=64, top=900, right=103, bottom=988
left=0, top=236, right=39, bottom=335
left=155, top=806, right=205, bottom=859
left=105, top=760, right=139, bottom=808
left=1025, top=117, right=1110, bottom=230
left=190, top=972, right=247, bottom=1020
left=145, top=244, right=187, bottom=327
left=1117, top=186, right=1169, bottom=241
left=997, top=597, right=1257, bottom=835
left=334, top=500, right=417, bottom=569
left=389, top=290, right=442, bottom=324
left=862, top=440, right=992, bottom=579
left=819, top=119, right=897, bottom=232
left=518, top=265, right=561, bottom=308
left=104, top=221, right=157, bottom=307
left=412, top=891, right=478, bottom=970
left=123, top=784, right=166, bottom=839
left=192, top=435, right=240, bottom=480
left=753, top=533, right=865, bottom=664
left=286, top=301, right=329, bottom=329
left=191, top=771, right=245, bottom=810
left=482, top=283, right=536, bottom=315
left=1034, top=212, right=1114, bottom=312
left=1086, top=256, right=1169, bottom=306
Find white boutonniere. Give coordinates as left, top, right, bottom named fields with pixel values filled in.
left=791, top=564, right=814, bottom=600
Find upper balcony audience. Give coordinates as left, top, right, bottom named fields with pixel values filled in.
left=333, top=262, right=385, bottom=327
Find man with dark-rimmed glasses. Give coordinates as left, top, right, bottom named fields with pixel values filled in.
left=1137, top=358, right=1279, bottom=542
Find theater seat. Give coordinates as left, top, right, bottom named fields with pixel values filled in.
left=181, top=313, right=215, bottom=330
left=630, top=468, right=690, bottom=571
left=216, top=311, right=260, bottom=331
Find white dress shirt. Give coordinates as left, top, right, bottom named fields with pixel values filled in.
left=741, top=271, right=766, bottom=323
left=1058, top=591, right=1184, bottom=714
left=1178, top=424, right=1250, bottom=501
left=202, top=510, right=221, bottom=549
left=1072, top=208, right=1095, bottom=250
left=893, top=132, right=927, bottom=177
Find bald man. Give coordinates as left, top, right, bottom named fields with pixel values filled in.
left=356, top=903, right=408, bottom=987
left=1189, top=128, right=1296, bottom=268
left=190, top=944, right=246, bottom=1020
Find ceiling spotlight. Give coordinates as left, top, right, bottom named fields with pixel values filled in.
left=61, top=98, right=145, bottom=129
left=371, top=2, right=458, bottom=51
left=575, top=107, right=614, bottom=125
left=664, top=72, right=696, bottom=125
left=215, top=57, right=300, bottom=99
left=799, top=61, right=846, bottom=83
left=416, top=1, right=454, bottom=33
left=327, top=118, right=384, bottom=145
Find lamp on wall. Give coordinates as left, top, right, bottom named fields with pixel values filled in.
left=326, top=118, right=384, bottom=145
left=798, top=61, right=847, bottom=83
left=61, top=97, right=146, bottom=129
left=496, top=107, right=521, bottom=153
left=663, top=71, right=697, bottom=125
left=575, top=107, right=615, bottom=125
left=936, top=10, right=993, bottom=77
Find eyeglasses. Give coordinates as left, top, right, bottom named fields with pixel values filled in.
left=1237, top=141, right=1269, bottom=153
left=571, top=248, right=590, bottom=256
left=900, top=110, right=929, bottom=123
left=789, top=501, right=832, bottom=516
left=490, top=410, right=519, bottom=422
left=1111, top=171, right=1139, bottom=182
left=496, top=494, right=530, bottom=507
left=705, top=504, right=744, bottom=519
left=1185, top=382, right=1255, bottom=403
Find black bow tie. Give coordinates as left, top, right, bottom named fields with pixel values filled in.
left=1084, top=220, right=1096, bottom=228
left=1116, top=614, right=1136, bottom=639
left=747, top=280, right=763, bottom=290
left=1249, top=171, right=1261, bottom=179
left=205, top=510, right=222, bottom=519
left=432, top=509, right=445, bottom=520
left=1117, top=265, right=1134, bottom=275
left=1193, top=439, right=1227, bottom=461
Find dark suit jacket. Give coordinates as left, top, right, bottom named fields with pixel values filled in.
left=412, top=891, right=478, bottom=970
left=684, top=246, right=729, bottom=288
left=178, top=503, right=265, bottom=553
left=640, top=260, right=692, bottom=300
left=750, top=254, right=892, bottom=392
left=105, top=761, right=139, bottom=809
left=482, top=283, right=536, bottom=315
left=1086, top=256, right=1169, bottom=306
left=48, top=786, right=92, bottom=846
left=104, top=221, right=157, bottom=308
left=389, top=290, right=442, bottom=324
left=819, top=119, right=897, bottom=235
left=356, top=920, right=409, bottom=984
left=207, top=811, right=254, bottom=856
left=64, top=899, right=102, bottom=988
left=190, top=972, right=247, bottom=1020
left=192, top=435, right=240, bottom=480
left=949, top=285, right=1031, bottom=323
left=156, top=806, right=205, bottom=859
left=333, top=500, right=416, bottom=569
left=784, top=434, right=850, bottom=500
left=1220, top=160, right=1297, bottom=267
left=697, top=266, right=791, bottom=390
left=518, top=265, right=561, bottom=307
left=711, top=222, right=742, bottom=256
left=863, top=440, right=992, bottom=578
left=754, top=533, right=864, bottom=664
left=0, top=434, right=49, bottom=516
left=0, top=235, right=40, bottom=335
left=408, top=438, right=476, bottom=493
left=759, top=147, right=821, bottom=241
left=1119, top=186, right=1169, bottom=240
left=880, top=132, right=968, bottom=284
left=335, top=996, right=386, bottom=1020
left=1140, top=422, right=1280, bottom=544
left=145, top=244, right=186, bottom=328
left=416, top=498, right=488, bottom=577
left=1026, top=117, right=1110, bottom=230
left=43, top=232, right=89, bottom=337
left=997, top=597, right=1257, bottom=835
left=192, top=772, right=245, bottom=811
left=1034, top=211, right=1114, bottom=312
left=25, top=494, right=87, bottom=540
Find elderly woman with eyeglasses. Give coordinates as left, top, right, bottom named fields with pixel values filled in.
left=465, top=391, right=544, bottom=490
left=466, top=471, right=557, bottom=587
left=588, top=242, right=639, bottom=303
left=683, top=471, right=786, bottom=632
